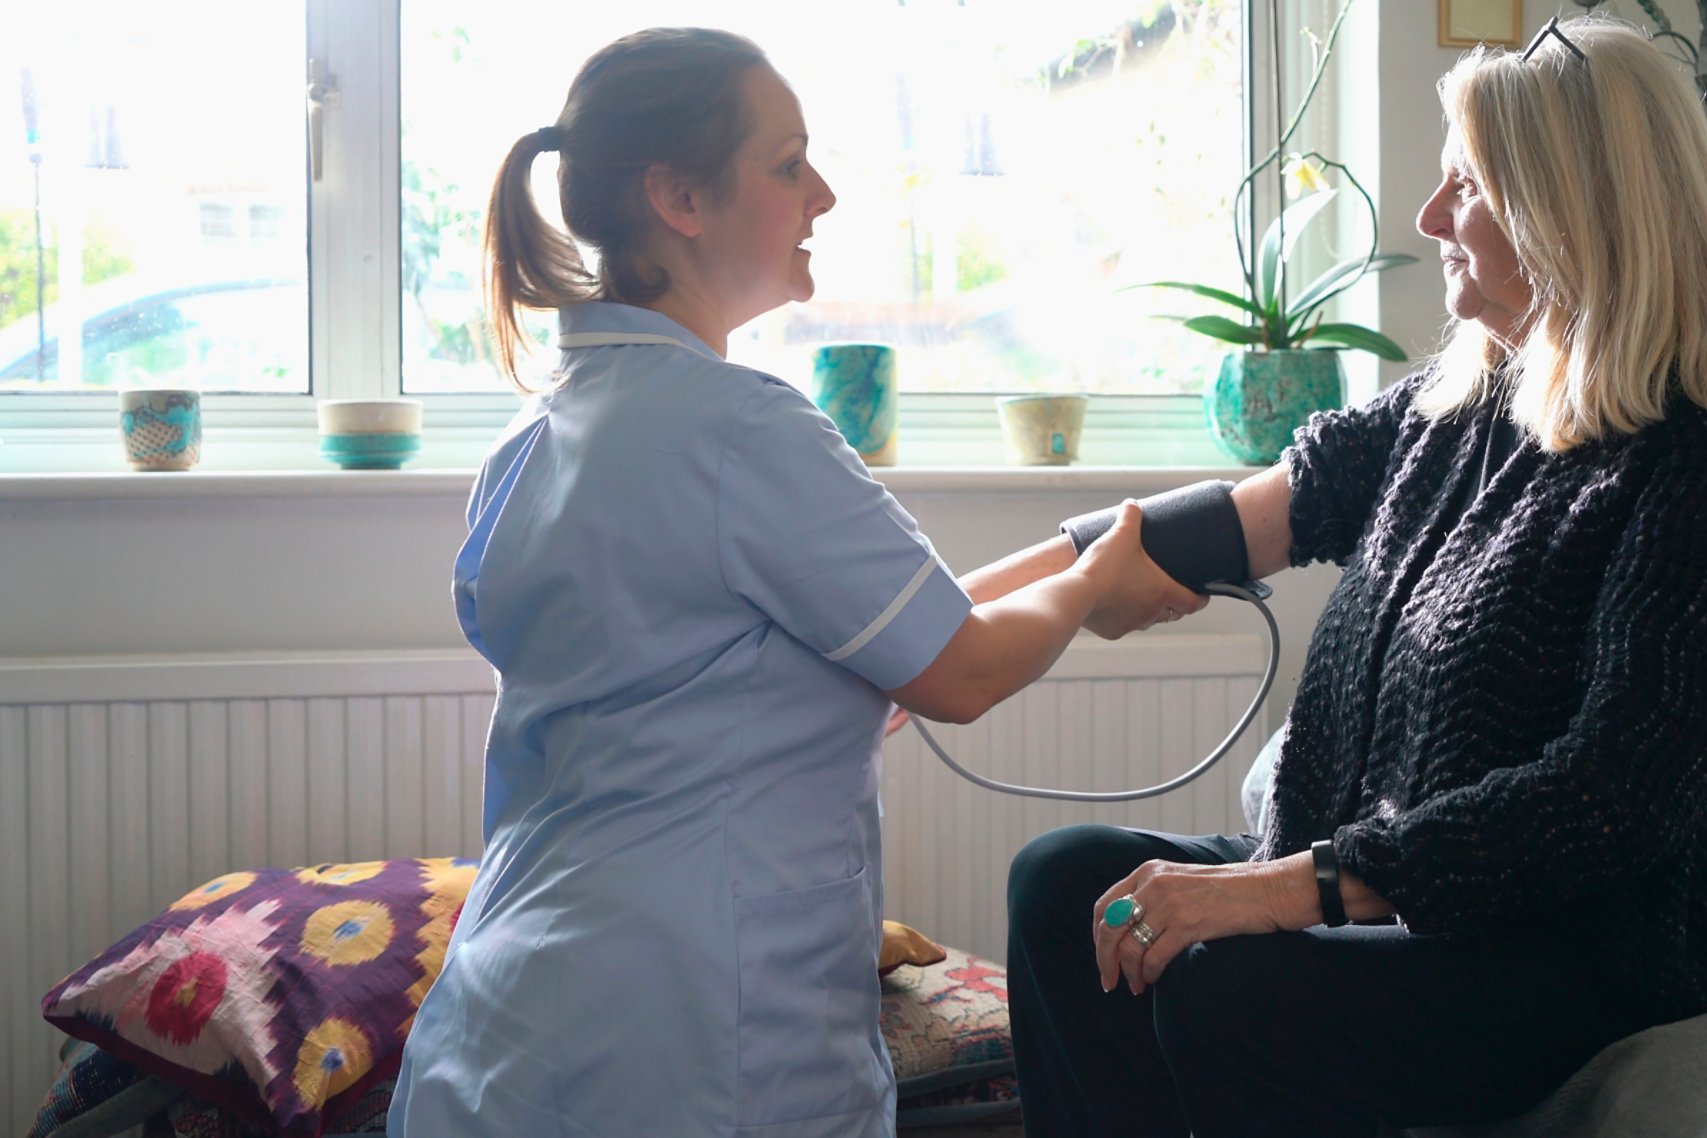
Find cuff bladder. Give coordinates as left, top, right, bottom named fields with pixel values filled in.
left=1061, top=479, right=1251, bottom=591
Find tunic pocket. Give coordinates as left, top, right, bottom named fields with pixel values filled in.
left=733, top=865, right=889, bottom=1127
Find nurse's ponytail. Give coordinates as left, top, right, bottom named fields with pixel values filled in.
left=483, top=27, right=769, bottom=390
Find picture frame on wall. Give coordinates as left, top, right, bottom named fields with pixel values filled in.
left=1439, top=0, right=1524, bottom=48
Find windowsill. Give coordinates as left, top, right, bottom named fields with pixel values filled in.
left=0, top=462, right=1261, bottom=502
left=0, top=392, right=1242, bottom=475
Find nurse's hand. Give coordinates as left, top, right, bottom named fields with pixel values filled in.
left=885, top=705, right=911, bottom=736
left=1076, top=501, right=1207, bottom=639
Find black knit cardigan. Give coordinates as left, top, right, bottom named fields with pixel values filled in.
left=1258, top=371, right=1707, bottom=1023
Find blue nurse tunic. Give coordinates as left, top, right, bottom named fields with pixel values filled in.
left=387, top=303, right=972, bottom=1138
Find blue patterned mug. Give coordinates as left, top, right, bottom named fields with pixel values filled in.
left=810, top=343, right=898, bottom=466
left=119, top=389, right=202, bottom=471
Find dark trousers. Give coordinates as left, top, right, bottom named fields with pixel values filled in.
left=1006, top=824, right=1647, bottom=1138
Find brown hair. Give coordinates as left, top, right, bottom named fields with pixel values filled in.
left=484, top=27, right=769, bottom=387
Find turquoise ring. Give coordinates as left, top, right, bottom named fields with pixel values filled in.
left=1103, top=894, right=1141, bottom=929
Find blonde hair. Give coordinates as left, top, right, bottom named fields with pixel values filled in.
left=483, top=27, right=767, bottom=388
left=1418, top=16, right=1707, bottom=449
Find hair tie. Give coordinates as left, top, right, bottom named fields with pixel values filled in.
left=533, top=125, right=565, bottom=151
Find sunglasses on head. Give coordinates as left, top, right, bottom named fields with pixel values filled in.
left=1522, top=16, right=1587, bottom=64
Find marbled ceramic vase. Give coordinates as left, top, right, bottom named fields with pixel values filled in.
left=811, top=343, right=898, bottom=466
left=1205, top=349, right=1344, bottom=465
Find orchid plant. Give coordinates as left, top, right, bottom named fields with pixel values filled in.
left=1140, top=0, right=1416, bottom=361
left=1574, top=0, right=1707, bottom=96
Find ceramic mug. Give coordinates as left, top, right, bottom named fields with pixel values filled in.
left=810, top=343, right=899, bottom=466
left=119, top=389, right=202, bottom=471
left=995, top=394, right=1089, bottom=466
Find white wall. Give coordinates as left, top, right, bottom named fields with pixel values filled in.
left=0, top=470, right=1339, bottom=705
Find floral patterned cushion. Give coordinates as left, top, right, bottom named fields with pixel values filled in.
left=41, top=860, right=1012, bottom=1136
left=883, top=945, right=1019, bottom=1128
left=40, top=858, right=475, bottom=1138
left=134, top=949, right=1017, bottom=1134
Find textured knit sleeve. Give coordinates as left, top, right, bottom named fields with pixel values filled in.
left=1336, top=433, right=1707, bottom=933
left=1284, top=373, right=1426, bottom=567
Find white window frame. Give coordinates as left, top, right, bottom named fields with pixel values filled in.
left=0, top=0, right=1352, bottom=475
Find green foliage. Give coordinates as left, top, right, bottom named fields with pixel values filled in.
left=400, top=152, right=486, bottom=365
left=83, top=221, right=133, bottom=293
left=0, top=211, right=46, bottom=327
left=955, top=223, right=1010, bottom=292
left=0, top=210, right=133, bottom=328
left=1584, top=0, right=1707, bottom=98
left=1131, top=0, right=1416, bottom=361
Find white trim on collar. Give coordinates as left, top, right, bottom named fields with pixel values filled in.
left=557, top=331, right=694, bottom=350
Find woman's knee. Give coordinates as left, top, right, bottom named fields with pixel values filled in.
left=1008, top=824, right=1170, bottom=928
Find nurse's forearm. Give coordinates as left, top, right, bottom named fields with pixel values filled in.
left=957, top=533, right=1077, bottom=604
left=885, top=570, right=1097, bottom=724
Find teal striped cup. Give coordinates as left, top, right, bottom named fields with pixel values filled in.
left=316, top=399, right=423, bottom=470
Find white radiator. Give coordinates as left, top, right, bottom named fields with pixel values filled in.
left=0, top=635, right=1264, bottom=1134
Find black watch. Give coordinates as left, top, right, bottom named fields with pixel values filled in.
left=1312, top=839, right=1349, bottom=928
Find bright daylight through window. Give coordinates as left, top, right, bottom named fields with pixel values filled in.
left=0, top=1, right=308, bottom=394
left=0, top=0, right=1244, bottom=460
left=401, top=0, right=1243, bottom=396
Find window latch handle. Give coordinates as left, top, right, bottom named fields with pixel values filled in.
left=306, top=58, right=341, bottom=183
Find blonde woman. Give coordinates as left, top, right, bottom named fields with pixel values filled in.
left=1009, top=17, right=1707, bottom=1136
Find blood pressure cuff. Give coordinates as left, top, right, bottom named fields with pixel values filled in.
left=1061, top=479, right=1251, bottom=592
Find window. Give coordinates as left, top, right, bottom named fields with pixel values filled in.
left=0, top=0, right=1260, bottom=473
left=0, top=1, right=309, bottom=397
left=400, top=0, right=1245, bottom=397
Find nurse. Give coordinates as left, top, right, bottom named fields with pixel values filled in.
left=387, top=27, right=1202, bottom=1138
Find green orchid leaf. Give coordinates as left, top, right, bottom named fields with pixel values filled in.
left=1256, top=188, right=1338, bottom=309
left=1300, top=322, right=1409, bottom=361
left=1633, top=0, right=1673, bottom=35
left=1130, top=280, right=1264, bottom=318
left=1182, top=314, right=1267, bottom=346
left=1284, top=253, right=1420, bottom=330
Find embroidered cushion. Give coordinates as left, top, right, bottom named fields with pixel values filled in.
left=884, top=944, right=1020, bottom=1128
left=123, top=947, right=1020, bottom=1134
left=40, top=857, right=476, bottom=1138
left=41, top=859, right=1013, bottom=1135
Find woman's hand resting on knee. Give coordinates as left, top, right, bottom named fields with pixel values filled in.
left=1090, top=853, right=1394, bottom=996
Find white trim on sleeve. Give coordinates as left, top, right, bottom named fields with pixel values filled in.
left=824, top=557, right=942, bottom=663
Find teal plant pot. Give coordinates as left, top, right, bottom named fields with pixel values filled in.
left=1205, top=349, right=1344, bottom=465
